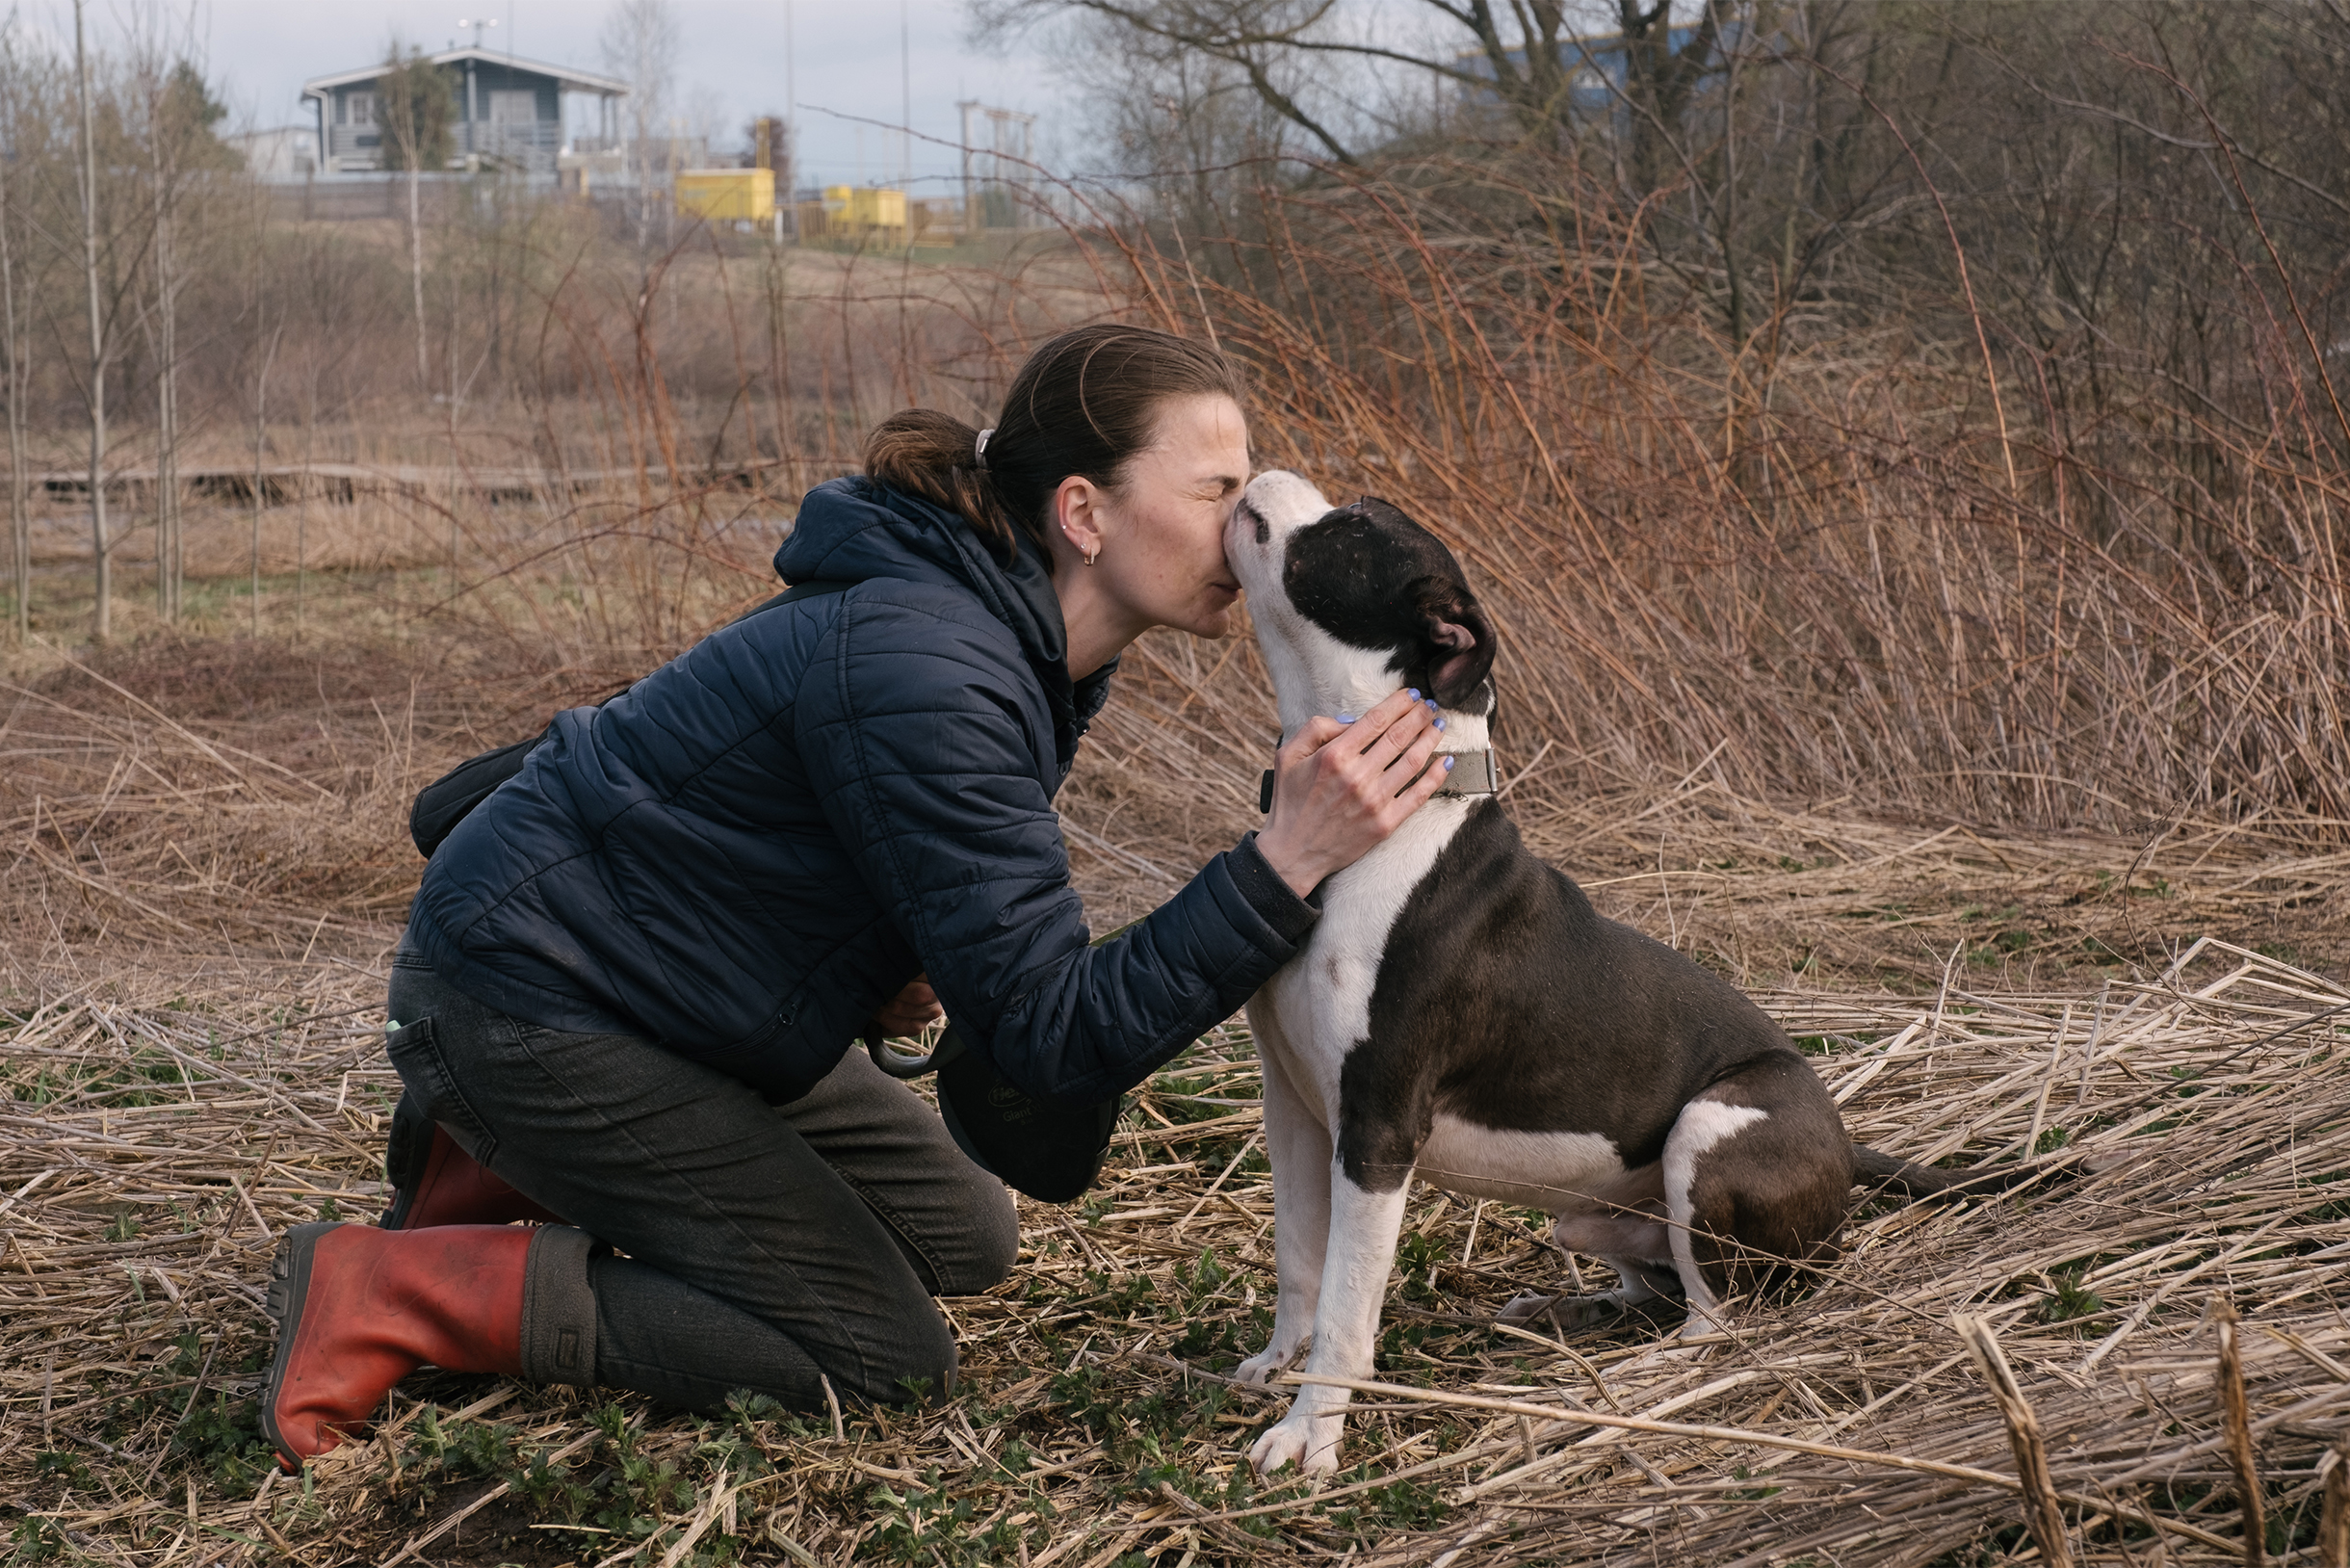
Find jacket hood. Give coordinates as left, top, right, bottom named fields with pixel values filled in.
left=776, top=478, right=1069, bottom=671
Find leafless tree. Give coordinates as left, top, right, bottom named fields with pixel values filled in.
left=130, top=43, right=223, bottom=623
left=602, top=0, right=680, bottom=249
left=72, top=0, right=116, bottom=639
left=379, top=42, right=453, bottom=400
left=978, top=0, right=1730, bottom=174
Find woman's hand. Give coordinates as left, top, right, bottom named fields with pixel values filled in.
left=1253, top=688, right=1449, bottom=898
left=868, top=977, right=944, bottom=1038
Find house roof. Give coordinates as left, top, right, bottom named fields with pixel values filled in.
left=300, top=47, right=628, bottom=101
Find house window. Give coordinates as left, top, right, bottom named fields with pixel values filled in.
left=487, top=91, right=537, bottom=124
left=346, top=91, right=375, bottom=127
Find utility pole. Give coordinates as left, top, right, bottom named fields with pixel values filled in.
left=958, top=99, right=974, bottom=233
left=784, top=0, right=795, bottom=195
left=899, top=0, right=910, bottom=194
left=75, top=0, right=111, bottom=640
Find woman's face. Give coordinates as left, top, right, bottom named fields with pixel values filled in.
left=1061, top=393, right=1252, bottom=640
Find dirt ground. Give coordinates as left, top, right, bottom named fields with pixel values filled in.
left=6, top=617, right=2350, bottom=1566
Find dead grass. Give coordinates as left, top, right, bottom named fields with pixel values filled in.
left=1086, top=153, right=2350, bottom=836
left=5, top=921, right=2349, bottom=1566
left=6, top=622, right=2350, bottom=1566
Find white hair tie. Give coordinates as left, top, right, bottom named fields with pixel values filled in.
left=974, top=428, right=996, bottom=472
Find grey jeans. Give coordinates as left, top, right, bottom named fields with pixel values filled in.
left=384, top=951, right=1020, bottom=1412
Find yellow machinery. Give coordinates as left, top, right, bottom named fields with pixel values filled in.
left=676, top=168, right=775, bottom=222
left=822, top=185, right=906, bottom=242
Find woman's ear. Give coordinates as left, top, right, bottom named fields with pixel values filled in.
left=1054, top=475, right=1107, bottom=564
left=1419, top=592, right=1496, bottom=710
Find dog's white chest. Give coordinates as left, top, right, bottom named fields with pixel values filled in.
left=1260, top=801, right=1467, bottom=1115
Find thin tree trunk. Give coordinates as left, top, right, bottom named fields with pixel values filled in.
left=251, top=326, right=278, bottom=638
left=152, top=150, right=180, bottom=622
left=76, top=0, right=111, bottom=640
left=0, top=85, right=26, bottom=643
left=297, top=381, right=317, bottom=641
left=410, top=164, right=429, bottom=395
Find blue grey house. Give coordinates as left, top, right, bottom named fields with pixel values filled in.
left=300, top=47, right=626, bottom=174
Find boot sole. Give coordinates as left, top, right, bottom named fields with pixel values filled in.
left=258, top=1221, right=342, bottom=1468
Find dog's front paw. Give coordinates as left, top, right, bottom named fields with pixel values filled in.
left=1235, top=1342, right=1302, bottom=1386
left=1249, top=1409, right=1342, bottom=1478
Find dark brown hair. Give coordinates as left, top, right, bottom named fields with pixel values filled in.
left=863, top=325, right=1244, bottom=559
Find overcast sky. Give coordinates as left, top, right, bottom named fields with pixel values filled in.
left=143, top=0, right=1064, bottom=195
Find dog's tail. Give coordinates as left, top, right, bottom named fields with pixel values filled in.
left=1852, top=1144, right=2073, bottom=1201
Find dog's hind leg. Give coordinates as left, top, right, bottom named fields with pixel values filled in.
left=1237, top=1006, right=1331, bottom=1387
left=1499, top=1167, right=1679, bottom=1331
left=1247, top=1165, right=1413, bottom=1478
left=1662, top=1058, right=1851, bottom=1341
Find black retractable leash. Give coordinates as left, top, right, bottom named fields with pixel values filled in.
left=404, top=578, right=1124, bottom=1203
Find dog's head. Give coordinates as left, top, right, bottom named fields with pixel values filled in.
left=1226, top=470, right=1496, bottom=739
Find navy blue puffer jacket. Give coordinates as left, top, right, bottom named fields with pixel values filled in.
left=405, top=478, right=1318, bottom=1105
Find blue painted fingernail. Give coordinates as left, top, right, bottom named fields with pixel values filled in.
left=1426, top=699, right=1440, bottom=714
left=1434, top=717, right=1447, bottom=731
left=1443, top=755, right=1456, bottom=771
left=1406, top=689, right=1421, bottom=700
left=1336, top=713, right=1357, bottom=724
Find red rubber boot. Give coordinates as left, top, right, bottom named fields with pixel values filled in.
left=383, top=1121, right=564, bottom=1231
left=260, top=1221, right=530, bottom=1465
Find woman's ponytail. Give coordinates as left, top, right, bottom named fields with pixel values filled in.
left=861, top=409, right=1029, bottom=555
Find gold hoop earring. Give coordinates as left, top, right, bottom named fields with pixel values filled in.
left=1084, top=547, right=1099, bottom=567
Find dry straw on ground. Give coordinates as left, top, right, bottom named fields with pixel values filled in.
left=8, top=628, right=2350, bottom=1566
left=3, top=935, right=2349, bottom=1566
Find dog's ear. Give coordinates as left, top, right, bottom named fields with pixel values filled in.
left=1415, top=583, right=1495, bottom=710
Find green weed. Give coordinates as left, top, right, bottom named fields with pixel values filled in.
left=869, top=1468, right=1026, bottom=1566
left=6, top=1516, right=71, bottom=1563
left=2040, top=1268, right=2106, bottom=1324
left=1396, top=1231, right=1443, bottom=1303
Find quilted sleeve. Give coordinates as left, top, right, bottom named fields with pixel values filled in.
left=798, top=588, right=1318, bottom=1104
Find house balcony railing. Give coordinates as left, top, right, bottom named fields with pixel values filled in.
left=326, top=118, right=561, bottom=172
left=457, top=120, right=561, bottom=170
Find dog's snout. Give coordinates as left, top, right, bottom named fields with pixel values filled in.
left=1235, top=497, right=1270, bottom=545
left=1239, top=470, right=1337, bottom=538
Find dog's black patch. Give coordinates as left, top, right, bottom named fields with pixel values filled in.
left=1282, top=499, right=1496, bottom=712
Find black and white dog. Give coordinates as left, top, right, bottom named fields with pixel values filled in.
left=1223, top=472, right=2024, bottom=1477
